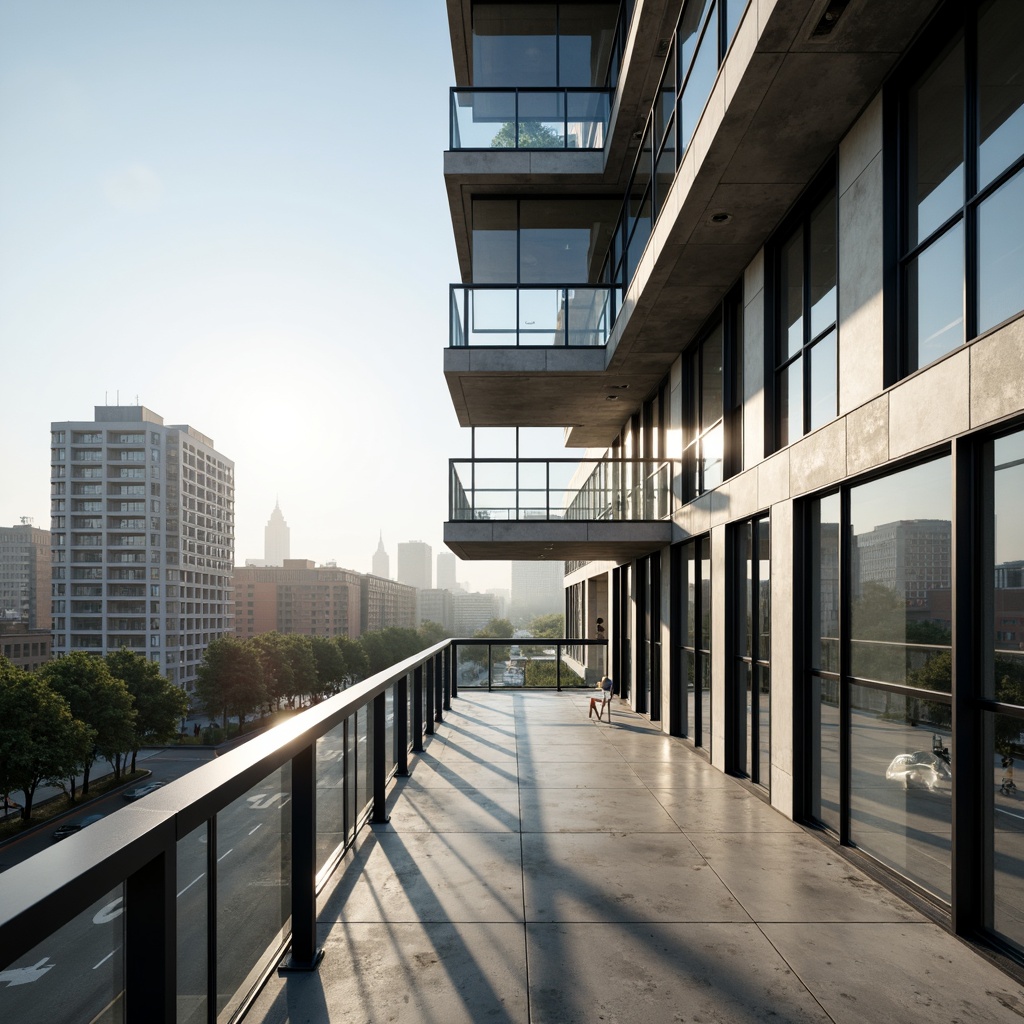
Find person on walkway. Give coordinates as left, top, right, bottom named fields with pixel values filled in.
left=589, top=676, right=614, bottom=722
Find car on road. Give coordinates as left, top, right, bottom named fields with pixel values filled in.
left=122, top=781, right=165, bottom=802
left=52, top=813, right=105, bottom=842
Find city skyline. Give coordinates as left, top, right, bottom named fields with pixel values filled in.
left=0, top=2, right=513, bottom=593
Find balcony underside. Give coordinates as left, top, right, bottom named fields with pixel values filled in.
left=444, top=518, right=673, bottom=560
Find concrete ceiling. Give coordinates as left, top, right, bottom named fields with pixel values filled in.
left=444, top=519, right=674, bottom=561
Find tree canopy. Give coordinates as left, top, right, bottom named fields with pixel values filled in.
left=194, top=636, right=266, bottom=732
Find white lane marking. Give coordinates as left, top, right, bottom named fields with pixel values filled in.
left=248, top=823, right=263, bottom=836
left=93, top=898, right=124, bottom=924
left=92, top=950, right=115, bottom=970
left=0, top=958, right=53, bottom=987
left=996, top=806, right=1024, bottom=823
left=177, top=873, right=205, bottom=897
left=246, top=792, right=290, bottom=810
left=217, top=848, right=233, bottom=862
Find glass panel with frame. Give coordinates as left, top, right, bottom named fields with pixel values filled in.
left=317, top=721, right=346, bottom=872
left=177, top=824, right=208, bottom=1024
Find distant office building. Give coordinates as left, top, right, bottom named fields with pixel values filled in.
left=511, top=561, right=564, bottom=621
left=372, top=533, right=390, bottom=580
left=0, top=520, right=52, bottom=631
left=0, top=625, right=52, bottom=673
left=50, top=405, right=234, bottom=692
left=453, top=591, right=498, bottom=636
left=264, top=501, right=290, bottom=566
left=361, top=573, right=417, bottom=632
left=853, top=520, right=952, bottom=607
left=397, top=540, right=432, bottom=591
left=233, top=560, right=362, bottom=638
left=485, top=588, right=509, bottom=620
left=436, top=550, right=457, bottom=592
left=418, top=588, right=455, bottom=631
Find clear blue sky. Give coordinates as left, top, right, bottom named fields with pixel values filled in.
left=0, top=0, right=514, bottom=591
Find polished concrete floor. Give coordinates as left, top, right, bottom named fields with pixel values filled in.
left=248, top=691, right=1024, bottom=1023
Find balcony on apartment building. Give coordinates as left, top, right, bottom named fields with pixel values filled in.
left=4, top=645, right=1022, bottom=1024
left=445, top=456, right=676, bottom=559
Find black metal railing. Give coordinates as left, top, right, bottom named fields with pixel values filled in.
left=450, top=87, right=611, bottom=150
left=0, top=637, right=607, bottom=1024
left=449, top=457, right=681, bottom=523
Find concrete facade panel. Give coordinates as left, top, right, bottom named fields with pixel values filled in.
left=838, top=93, right=883, bottom=196
left=845, top=394, right=889, bottom=476
left=757, top=449, right=790, bottom=508
left=743, top=268, right=766, bottom=472
left=789, top=417, right=847, bottom=496
left=710, top=524, right=728, bottom=773
left=970, top=317, right=1024, bottom=428
left=888, top=350, right=970, bottom=458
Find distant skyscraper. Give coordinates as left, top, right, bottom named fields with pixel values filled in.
left=511, top=561, right=564, bottom=620
left=50, top=405, right=234, bottom=692
left=372, top=532, right=390, bottom=579
left=0, top=520, right=51, bottom=631
left=264, top=501, right=290, bottom=566
left=397, top=540, right=432, bottom=591
left=437, top=550, right=457, bottom=591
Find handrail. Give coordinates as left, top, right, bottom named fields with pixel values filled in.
left=0, top=636, right=607, bottom=1023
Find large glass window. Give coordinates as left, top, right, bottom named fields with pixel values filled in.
left=901, top=0, right=1024, bottom=374
left=678, top=536, right=712, bottom=752
left=806, top=455, right=952, bottom=902
left=774, top=176, right=838, bottom=448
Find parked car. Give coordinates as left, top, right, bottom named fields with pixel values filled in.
left=122, top=781, right=165, bottom=803
left=52, top=813, right=105, bottom=842
left=885, top=751, right=952, bottom=791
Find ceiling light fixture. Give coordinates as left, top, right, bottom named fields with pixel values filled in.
left=710, top=211, right=731, bottom=224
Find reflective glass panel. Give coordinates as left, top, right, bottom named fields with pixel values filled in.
left=850, top=684, right=951, bottom=901
left=468, top=288, right=518, bottom=346
left=317, top=721, right=346, bottom=871
left=701, top=323, right=723, bottom=428
left=978, top=0, right=1024, bottom=189
left=699, top=536, right=711, bottom=651
left=0, top=885, right=124, bottom=1024
left=988, top=710, right=1024, bottom=951
left=810, top=493, right=841, bottom=674
left=680, top=0, right=714, bottom=77
left=807, top=329, right=837, bottom=432
left=472, top=4, right=557, bottom=87
left=566, top=90, right=610, bottom=149
left=906, top=222, right=964, bottom=370
left=757, top=664, right=771, bottom=787
left=808, top=188, right=837, bottom=339
left=559, top=4, right=619, bottom=86
left=680, top=7, right=718, bottom=153
left=682, top=646, right=695, bottom=739
left=757, top=517, right=771, bottom=661
left=178, top=826, right=208, bottom=1024
left=517, top=91, right=565, bottom=148
left=991, top=430, right=1024, bottom=704
left=217, top=763, right=291, bottom=1020
left=700, top=650, right=712, bottom=751
left=907, top=38, right=964, bottom=245
left=452, top=90, right=516, bottom=149
left=777, top=357, right=802, bottom=449
left=849, top=456, right=952, bottom=687
left=626, top=192, right=652, bottom=285
left=978, top=167, right=1024, bottom=334
left=472, top=200, right=517, bottom=282
left=739, top=523, right=752, bottom=659
left=779, top=227, right=804, bottom=360
left=701, top=422, right=724, bottom=492
left=359, top=705, right=373, bottom=821
left=565, top=287, right=610, bottom=346
left=810, top=674, right=841, bottom=832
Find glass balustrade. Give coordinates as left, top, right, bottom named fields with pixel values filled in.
left=448, top=458, right=681, bottom=521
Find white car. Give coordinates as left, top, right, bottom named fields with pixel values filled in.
left=885, top=751, right=952, bottom=791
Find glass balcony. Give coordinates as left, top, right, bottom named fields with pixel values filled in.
left=449, top=458, right=680, bottom=522
left=450, top=88, right=611, bottom=150
left=449, top=284, right=618, bottom=347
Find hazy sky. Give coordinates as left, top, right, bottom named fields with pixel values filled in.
left=0, top=0, right=517, bottom=592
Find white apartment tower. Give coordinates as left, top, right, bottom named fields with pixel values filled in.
left=264, top=501, right=290, bottom=566
left=50, top=405, right=235, bottom=692
left=397, top=540, right=432, bottom=591
left=436, top=550, right=457, bottom=591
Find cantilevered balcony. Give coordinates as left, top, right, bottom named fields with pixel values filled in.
left=450, top=88, right=611, bottom=151
left=445, top=457, right=676, bottom=560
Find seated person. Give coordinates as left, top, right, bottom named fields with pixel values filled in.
left=589, top=676, right=614, bottom=720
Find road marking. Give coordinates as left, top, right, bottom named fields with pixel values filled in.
left=249, top=823, right=263, bottom=836
left=996, top=806, right=1024, bottom=823
left=217, top=848, right=233, bottom=862
left=0, top=958, right=53, bottom=987
left=177, top=873, right=205, bottom=897
left=92, top=950, right=115, bottom=970
left=246, top=792, right=290, bottom=810
left=93, top=897, right=124, bottom=924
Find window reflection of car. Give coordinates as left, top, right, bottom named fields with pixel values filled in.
left=52, top=813, right=105, bottom=842
left=885, top=751, right=952, bottom=791
left=122, top=781, right=165, bottom=802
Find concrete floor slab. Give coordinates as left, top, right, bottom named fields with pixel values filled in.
left=654, top=786, right=803, bottom=833
left=764, top=921, right=1024, bottom=1023
left=386, top=779, right=521, bottom=832
left=526, top=922, right=831, bottom=1024
left=523, top=831, right=750, bottom=923
left=407, top=757, right=521, bottom=789
left=690, top=831, right=923, bottom=922
left=519, top=786, right=682, bottom=833
left=628, top=758, right=738, bottom=789
left=324, top=830, right=524, bottom=924
left=517, top=760, right=647, bottom=789
left=517, top=740, right=627, bottom=762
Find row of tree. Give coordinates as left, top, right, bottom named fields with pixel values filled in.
left=0, top=649, right=188, bottom=819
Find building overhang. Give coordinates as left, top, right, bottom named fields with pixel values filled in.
left=444, top=519, right=674, bottom=561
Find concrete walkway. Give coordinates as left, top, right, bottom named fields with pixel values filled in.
left=249, top=691, right=1024, bottom=1024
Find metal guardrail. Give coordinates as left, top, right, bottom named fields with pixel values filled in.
left=0, top=636, right=608, bottom=1023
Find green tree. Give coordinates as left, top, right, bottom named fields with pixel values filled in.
left=195, top=636, right=266, bottom=734
left=281, top=633, right=317, bottom=705
left=0, top=659, right=94, bottom=818
left=310, top=636, right=345, bottom=699
left=106, top=648, right=188, bottom=772
left=250, top=633, right=295, bottom=710
left=475, top=618, right=515, bottom=639
left=490, top=119, right=561, bottom=149
left=527, top=613, right=564, bottom=638
left=418, top=620, right=451, bottom=647
left=40, top=652, right=136, bottom=795
left=336, top=635, right=369, bottom=686
left=359, top=628, right=423, bottom=675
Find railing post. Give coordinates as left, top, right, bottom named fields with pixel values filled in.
left=487, top=641, right=493, bottom=691
left=412, top=665, right=424, bottom=752
left=125, top=847, right=176, bottom=1022
left=556, top=643, right=562, bottom=691
left=396, top=675, right=409, bottom=776
left=434, top=652, right=444, bottom=722
left=442, top=647, right=452, bottom=710
left=371, top=692, right=389, bottom=824
left=450, top=643, right=458, bottom=699
left=283, top=742, right=323, bottom=971
left=425, top=658, right=435, bottom=735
